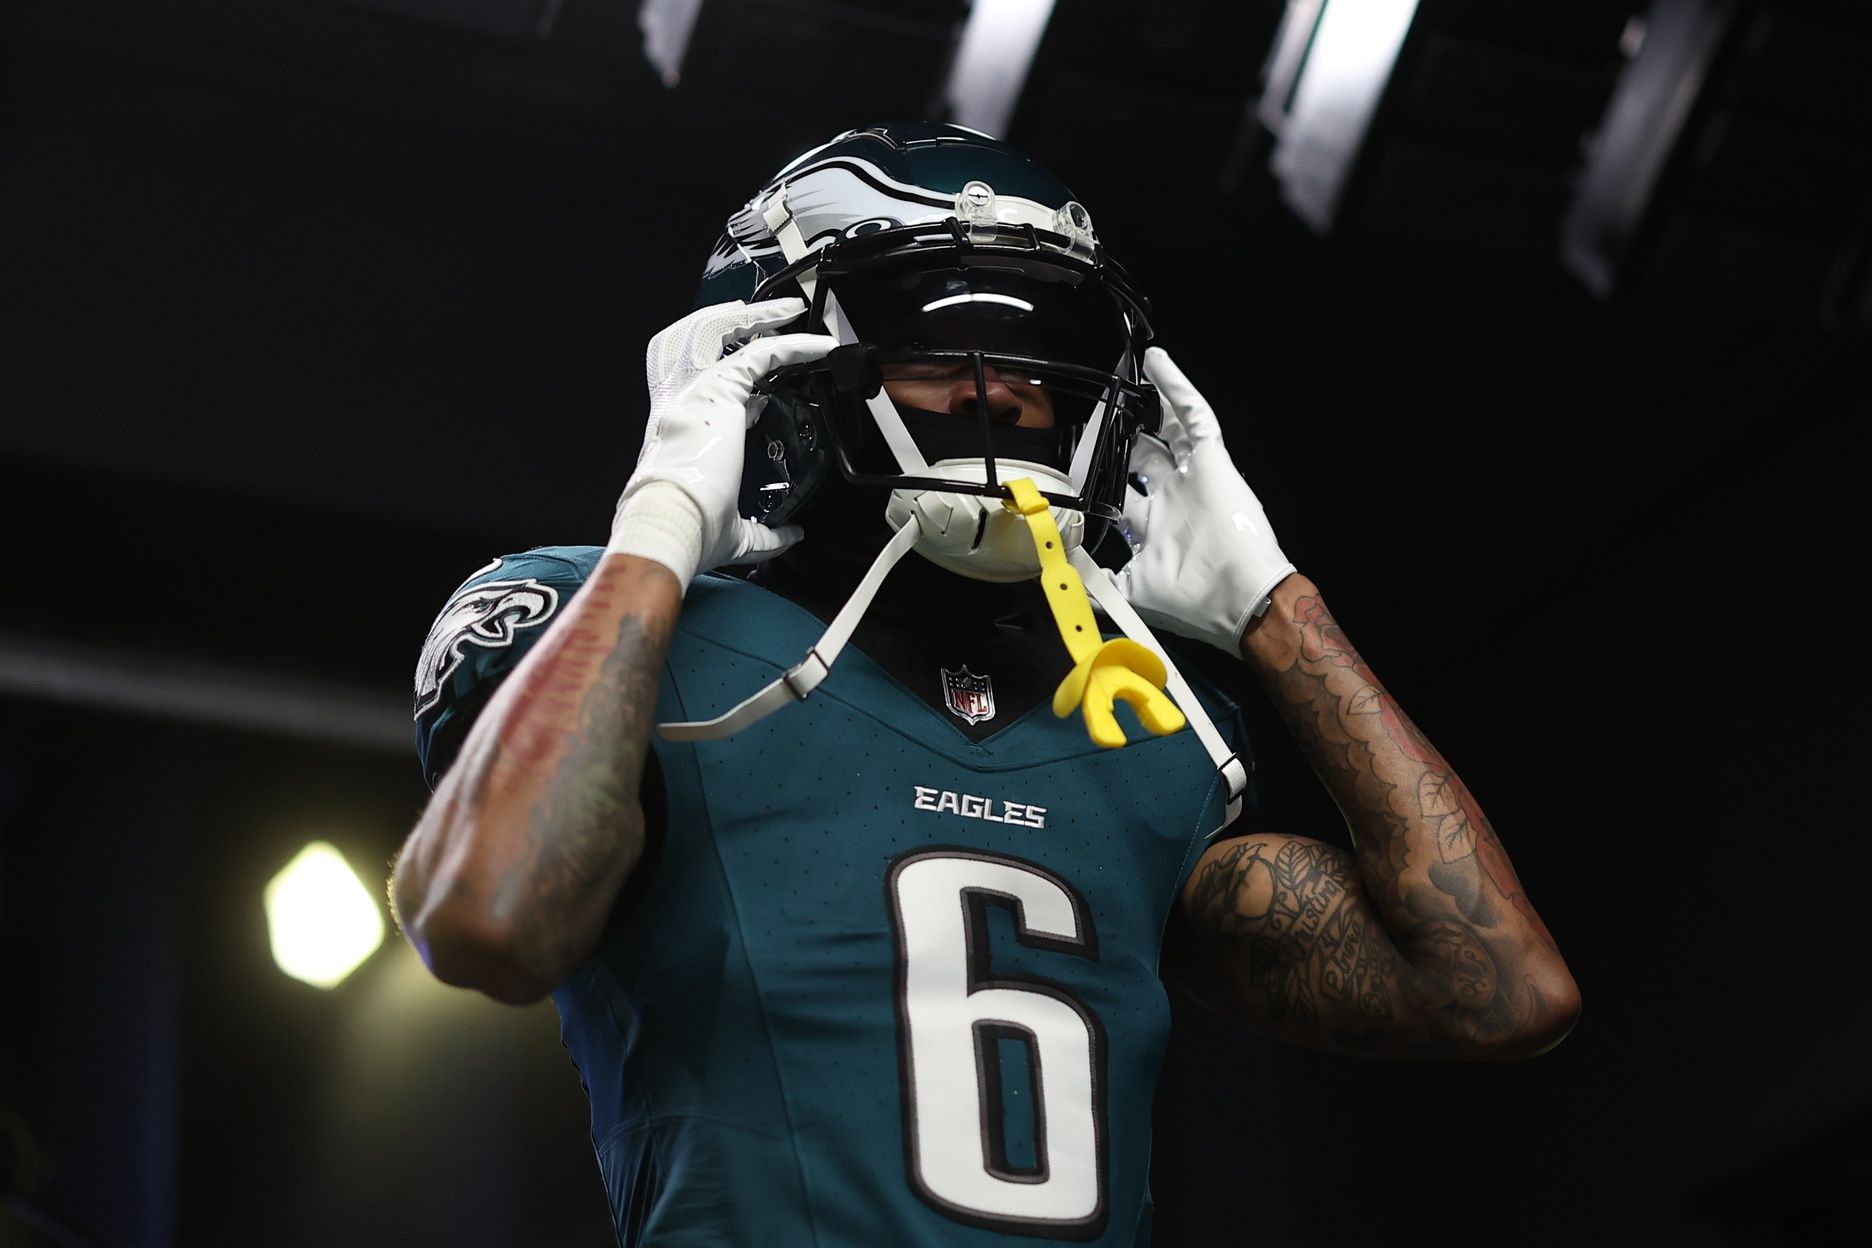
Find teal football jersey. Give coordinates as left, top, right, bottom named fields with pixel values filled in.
left=414, top=546, right=1254, bottom=1247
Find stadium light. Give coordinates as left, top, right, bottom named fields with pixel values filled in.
left=942, top=0, right=1058, bottom=139
left=639, top=0, right=706, bottom=87
left=1261, top=0, right=1423, bottom=230
left=265, top=842, right=386, bottom=989
left=1560, top=0, right=1737, bottom=298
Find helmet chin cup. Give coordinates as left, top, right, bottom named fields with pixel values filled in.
left=884, top=459, right=1084, bottom=583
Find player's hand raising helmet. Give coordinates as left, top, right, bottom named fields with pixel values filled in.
left=607, top=298, right=837, bottom=588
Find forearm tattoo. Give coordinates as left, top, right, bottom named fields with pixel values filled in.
left=1184, top=593, right=1565, bottom=1052
left=1277, top=594, right=1555, bottom=952
left=490, top=586, right=667, bottom=977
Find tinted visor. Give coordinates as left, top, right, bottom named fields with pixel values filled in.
left=826, top=260, right=1133, bottom=376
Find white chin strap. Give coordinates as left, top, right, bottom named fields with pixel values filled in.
left=658, top=518, right=923, bottom=743
left=886, top=460, right=1085, bottom=584
left=1071, top=548, right=1247, bottom=834
left=762, top=187, right=930, bottom=477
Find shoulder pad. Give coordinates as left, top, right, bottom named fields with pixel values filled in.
left=413, top=546, right=603, bottom=789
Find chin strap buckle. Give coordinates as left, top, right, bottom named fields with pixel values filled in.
left=657, top=519, right=924, bottom=742
left=784, top=650, right=830, bottom=701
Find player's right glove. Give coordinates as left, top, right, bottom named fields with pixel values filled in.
left=1111, top=347, right=1297, bottom=654
left=607, top=297, right=839, bottom=588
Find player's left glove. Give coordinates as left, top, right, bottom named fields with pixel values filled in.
left=1112, top=347, right=1296, bottom=654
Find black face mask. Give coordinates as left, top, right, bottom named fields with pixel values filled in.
left=891, top=406, right=1073, bottom=473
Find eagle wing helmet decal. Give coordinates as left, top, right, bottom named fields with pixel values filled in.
left=413, top=574, right=561, bottom=717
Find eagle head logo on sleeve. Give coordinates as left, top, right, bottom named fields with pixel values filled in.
left=413, top=575, right=561, bottom=717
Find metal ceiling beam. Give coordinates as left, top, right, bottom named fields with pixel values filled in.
left=0, top=633, right=411, bottom=754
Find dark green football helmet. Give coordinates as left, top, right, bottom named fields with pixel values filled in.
left=702, top=122, right=1160, bottom=572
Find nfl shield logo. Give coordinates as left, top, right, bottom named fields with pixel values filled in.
left=941, top=666, right=996, bottom=726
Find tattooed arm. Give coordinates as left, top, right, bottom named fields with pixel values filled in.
left=391, top=554, right=679, bottom=1004
left=1161, top=573, right=1579, bottom=1059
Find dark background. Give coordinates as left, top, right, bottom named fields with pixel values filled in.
left=2, top=1, right=1868, bottom=1245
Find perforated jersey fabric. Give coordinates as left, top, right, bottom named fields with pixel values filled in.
left=413, top=547, right=1254, bottom=1246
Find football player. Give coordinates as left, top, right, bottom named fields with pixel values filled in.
left=392, top=123, right=1579, bottom=1246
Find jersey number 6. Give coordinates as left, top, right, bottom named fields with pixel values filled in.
left=886, top=849, right=1108, bottom=1239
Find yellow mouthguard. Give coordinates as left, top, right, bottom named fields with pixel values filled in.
left=1003, top=477, right=1186, bottom=748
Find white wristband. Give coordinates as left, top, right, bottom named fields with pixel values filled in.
left=606, top=480, right=705, bottom=589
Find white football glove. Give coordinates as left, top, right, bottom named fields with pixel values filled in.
left=1112, top=346, right=1296, bottom=654
left=608, top=298, right=838, bottom=587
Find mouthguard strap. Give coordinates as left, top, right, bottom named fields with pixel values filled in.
left=1004, top=477, right=1185, bottom=749
left=1004, top=478, right=1101, bottom=664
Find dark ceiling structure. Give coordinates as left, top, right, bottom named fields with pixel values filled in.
left=2, top=1, right=1867, bottom=1246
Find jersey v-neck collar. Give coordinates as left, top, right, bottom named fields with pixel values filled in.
left=744, top=548, right=1075, bottom=748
